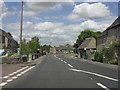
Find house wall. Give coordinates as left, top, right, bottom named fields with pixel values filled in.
left=86, top=49, right=95, bottom=60
left=50, top=47, right=57, bottom=54
left=97, top=25, right=120, bottom=52
left=0, top=29, right=18, bottom=53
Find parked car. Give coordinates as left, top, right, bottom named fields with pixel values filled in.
left=0, top=49, right=6, bottom=56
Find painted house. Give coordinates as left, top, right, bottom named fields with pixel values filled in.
left=96, top=16, right=120, bottom=51
left=0, top=29, right=19, bottom=53
left=78, top=38, right=96, bottom=60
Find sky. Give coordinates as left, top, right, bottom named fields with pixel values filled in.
left=0, top=0, right=119, bottom=46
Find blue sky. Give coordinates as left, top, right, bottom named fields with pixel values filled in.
left=1, top=1, right=119, bottom=46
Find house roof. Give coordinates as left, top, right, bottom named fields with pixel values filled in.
left=0, top=29, right=18, bottom=44
left=106, top=16, right=120, bottom=30
left=96, top=16, right=120, bottom=38
left=78, top=38, right=96, bottom=49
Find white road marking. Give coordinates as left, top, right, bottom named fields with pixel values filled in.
left=0, top=66, right=36, bottom=87
left=3, top=76, right=9, bottom=79
left=70, top=68, right=118, bottom=82
left=3, top=66, right=29, bottom=79
left=16, top=74, right=22, bottom=77
left=12, top=76, right=18, bottom=79
left=0, top=82, right=7, bottom=87
left=61, top=60, right=63, bottom=61
left=97, top=83, right=110, bottom=90
left=67, top=64, right=73, bottom=68
left=64, top=61, right=67, bottom=64
left=6, top=79, right=13, bottom=82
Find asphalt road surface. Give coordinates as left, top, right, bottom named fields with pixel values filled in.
left=2, top=54, right=118, bottom=89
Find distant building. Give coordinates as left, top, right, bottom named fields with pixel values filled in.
left=78, top=38, right=96, bottom=59
left=0, top=29, right=19, bottom=53
left=50, top=47, right=57, bottom=54
left=96, top=16, right=120, bottom=51
left=50, top=46, right=73, bottom=54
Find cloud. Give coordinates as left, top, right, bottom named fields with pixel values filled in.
left=3, top=16, right=116, bottom=46
left=68, top=3, right=111, bottom=21
left=24, top=1, right=75, bottom=17
left=0, top=0, right=8, bottom=20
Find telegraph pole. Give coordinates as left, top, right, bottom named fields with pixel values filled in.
left=19, top=0, right=24, bottom=60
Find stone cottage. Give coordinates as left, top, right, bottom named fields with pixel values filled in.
left=96, top=16, right=120, bottom=51
left=0, top=29, right=19, bottom=53
left=50, top=46, right=73, bottom=54
left=78, top=38, right=96, bottom=60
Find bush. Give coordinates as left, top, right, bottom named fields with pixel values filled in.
left=10, top=53, right=19, bottom=58
left=108, top=59, right=118, bottom=65
left=8, top=53, right=14, bottom=57
left=94, top=52, right=103, bottom=62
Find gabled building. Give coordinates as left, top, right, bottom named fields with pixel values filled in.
left=96, top=16, right=120, bottom=51
left=78, top=38, right=96, bottom=59
left=0, top=29, right=19, bottom=53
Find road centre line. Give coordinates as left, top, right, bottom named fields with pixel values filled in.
left=64, top=61, right=67, bottom=64
left=70, top=68, right=118, bottom=82
left=67, top=64, right=73, bottom=68
left=97, top=83, right=110, bottom=90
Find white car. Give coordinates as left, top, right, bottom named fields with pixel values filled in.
left=0, top=49, right=6, bottom=56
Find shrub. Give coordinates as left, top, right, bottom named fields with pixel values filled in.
left=8, top=53, right=14, bottom=57
left=10, top=53, right=19, bottom=58
left=108, top=59, right=118, bottom=65
left=94, top=52, right=103, bottom=62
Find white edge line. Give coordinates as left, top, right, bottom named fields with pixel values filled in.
left=97, top=83, right=110, bottom=90
left=70, top=68, right=118, bottom=82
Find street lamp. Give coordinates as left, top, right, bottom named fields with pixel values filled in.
left=19, top=0, right=24, bottom=60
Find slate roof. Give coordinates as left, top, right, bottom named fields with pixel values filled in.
left=106, top=16, right=120, bottom=30
left=96, top=16, right=120, bottom=38
left=78, top=38, right=96, bottom=49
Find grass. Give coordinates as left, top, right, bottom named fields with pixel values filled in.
left=65, top=54, right=77, bottom=57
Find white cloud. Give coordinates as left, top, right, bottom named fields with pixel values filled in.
left=3, top=15, right=116, bottom=46
left=0, top=0, right=8, bottom=20
left=68, top=3, right=111, bottom=21
left=24, top=1, right=75, bottom=17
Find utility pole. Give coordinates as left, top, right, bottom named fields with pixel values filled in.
left=19, top=0, right=24, bottom=60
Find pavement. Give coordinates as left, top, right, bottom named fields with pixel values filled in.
left=0, top=54, right=118, bottom=89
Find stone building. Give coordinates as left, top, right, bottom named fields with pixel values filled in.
left=78, top=38, right=96, bottom=60
left=50, top=46, right=73, bottom=54
left=0, top=29, right=19, bottom=53
left=96, top=16, right=120, bottom=51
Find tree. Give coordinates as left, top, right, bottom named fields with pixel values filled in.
left=41, top=45, right=51, bottom=53
left=21, top=39, right=29, bottom=55
left=27, top=36, right=40, bottom=53
left=74, top=30, right=101, bottom=53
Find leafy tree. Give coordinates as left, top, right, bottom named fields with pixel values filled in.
left=21, top=39, right=29, bottom=55
left=41, top=45, right=51, bottom=53
left=27, top=36, right=40, bottom=53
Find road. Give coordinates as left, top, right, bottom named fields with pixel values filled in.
left=2, top=54, right=118, bottom=89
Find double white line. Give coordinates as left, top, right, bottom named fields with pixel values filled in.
left=0, top=66, right=35, bottom=87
